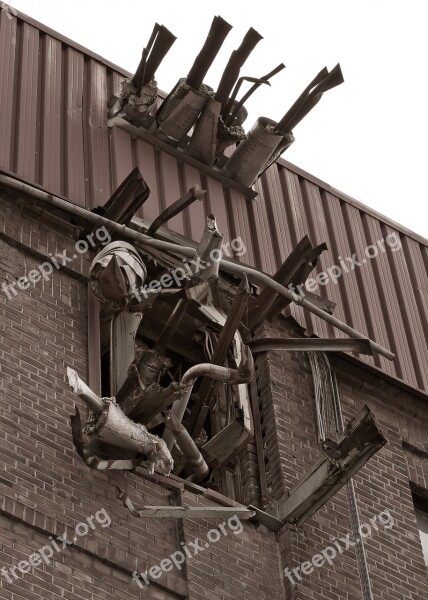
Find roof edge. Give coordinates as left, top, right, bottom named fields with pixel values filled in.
left=277, top=157, right=428, bottom=246
left=13, top=8, right=133, bottom=78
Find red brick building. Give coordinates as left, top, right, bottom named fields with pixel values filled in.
left=1, top=8, right=427, bottom=600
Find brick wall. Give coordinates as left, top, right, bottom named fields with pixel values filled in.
left=257, top=316, right=428, bottom=600
left=1, top=187, right=428, bottom=600
left=0, top=190, right=284, bottom=599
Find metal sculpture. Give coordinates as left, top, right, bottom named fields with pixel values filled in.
left=108, top=18, right=344, bottom=190
left=67, top=213, right=255, bottom=481
left=108, top=23, right=176, bottom=126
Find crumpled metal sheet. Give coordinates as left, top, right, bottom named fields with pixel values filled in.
left=186, top=98, right=222, bottom=166
left=122, top=79, right=159, bottom=126
left=221, top=116, right=285, bottom=186
left=70, top=400, right=173, bottom=475
left=70, top=406, right=143, bottom=471
left=216, top=114, right=247, bottom=157
left=110, top=311, right=143, bottom=395
left=89, top=241, right=147, bottom=309
left=118, top=378, right=182, bottom=424
left=155, top=78, right=211, bottom=145
left=68, top=368, right=174, bottom=475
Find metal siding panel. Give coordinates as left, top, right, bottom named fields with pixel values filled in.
left=15, top=22, right=39, bottom=181
left=227, top=188, right=256, bottom=266
left=247, top=179, right=275, bottom=274
left=381, top=225, right=428, bottom=391
left=205, top=178, right=231, bottom=244
left=341, top=201, right=394, bottom=376
left=110, top=71, right=125, bottom=99
left=158, top=151, right=184, bottom=236
left=356, top=212, right=403, bottom=379
left=300, top=180, right=330, bottom=247
left=108, top=73, right=133, bottom=191
left=278, top=167, right=307, bottom=247
left=181, top=163, right=204, bottom=242
left=276, top=167, right=314, bottom=331
left=260, top=165, right=289, bottom=266
left=84, top=60, right=111, bottom=208
left=110, top=126, right=134, bottom=191
left=0, top=12, right=17, bottom=170
left=402, top=237, right=428, bottom=350
left=318, top=198, right=352, bottom=339
left=322, top=191, right=369, bottom=345
left=41, top=35, right=62, bottom=194
left=133, top=139, right=161, bottom=224
left=298, top=182, right=335, bottom=340
left=64, top=47, right=85, bottom=205
left=361, top=213, right=414, bottom=386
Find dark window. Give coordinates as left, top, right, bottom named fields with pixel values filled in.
left=415, top=505, right=428, bottom=566
left=413, top=493, right=428, bottom=567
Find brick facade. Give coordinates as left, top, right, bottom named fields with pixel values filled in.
left=1, top=188, right=427, bottom=600
left=0, top=192, right=283, bottom=599
left=257, top=317, right=428, bottom=600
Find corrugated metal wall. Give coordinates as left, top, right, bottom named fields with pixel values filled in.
left=1, top=10, right=427, bottom=396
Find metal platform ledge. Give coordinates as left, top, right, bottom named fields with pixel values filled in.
left=108, top=116, right=258, bottom=201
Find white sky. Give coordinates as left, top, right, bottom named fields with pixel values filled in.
left=6, top=0, right=428, bottom=238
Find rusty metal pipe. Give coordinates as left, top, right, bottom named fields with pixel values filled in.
left=186, top=16, right=232, bottom=89
left=189, top=276, right=250, bottom=434
left=163, top=410, right=209, bottom=480
left=142, top=26, right=177, bottom=88
left=284, top=65, right=344, bottom=132
left=313, top=63, right=344, bottom=95
left=154, top=298, right=189, bottom=353
left=133, top=23, right=162, bottom=89
left=216, top=27, right=263, bottom=109
left=132, top=24, right=176, bottom=94
left=219, top=261, right=395, bottom=361
left=277, top=64, right=344, bottom=134
left=67, top=368, right=173, bottom=475
left=146, top=185, right=206, bottom=236
left=67, top=367, right=105, bottom=413
left=181, top=363, right=237, bottom=386
left=276, top=66, right=328, bottom=133
left=1, top=173, right=394, bottom=361
left=163, top=363, right=244, bottom=449
left=132, top=47, right=149, bottom=94
left=225, top=63, right=286, bottom=127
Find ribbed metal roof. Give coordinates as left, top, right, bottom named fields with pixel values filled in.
left=1, top=9, right=427, bottom=396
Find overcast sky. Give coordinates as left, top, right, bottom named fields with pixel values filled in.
left=7, top=0, right=428, bottom=238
